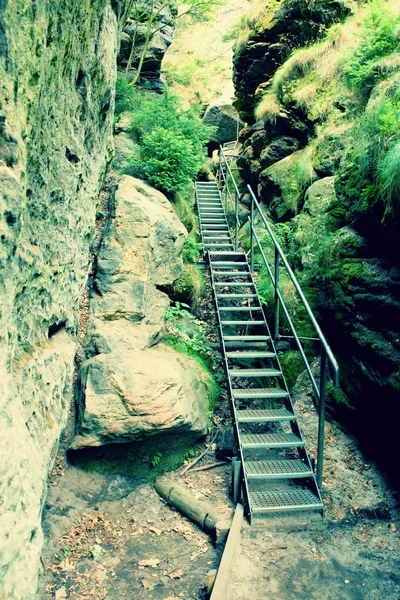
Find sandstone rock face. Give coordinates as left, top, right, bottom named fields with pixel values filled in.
left=0, top=2, right=131, bottom=597
left=233, top=0, right=352, bottom=121
left=119, top=0, right=177, bottom=91
left=72, top=176, right=210, bottom=449
left=202, top=102, right=243, bottom=146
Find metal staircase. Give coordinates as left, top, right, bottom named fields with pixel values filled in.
left=195, top=180, right=324, bottom=522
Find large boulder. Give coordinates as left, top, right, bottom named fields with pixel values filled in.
left=202, top=102, right=243, bottom=146
left=71, top=344, right=210, bottom=448
left=72, top=176, right=210, bottom=449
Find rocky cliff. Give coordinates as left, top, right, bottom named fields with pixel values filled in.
left=118, top=0, right=177, bottom=92
left=0, top=1, right=131, bottom=597
left=232, top=0, right=400, bottom=478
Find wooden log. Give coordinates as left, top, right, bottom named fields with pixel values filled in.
left=155, top=476, right=222, bottom=535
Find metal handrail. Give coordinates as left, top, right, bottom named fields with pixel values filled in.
left=216, top=143, right=340, bottom=488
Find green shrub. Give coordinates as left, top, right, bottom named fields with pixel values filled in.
left=337, top=87, right=400, bottom=219
left=342, top=1, right=399, bottom=98
left=116, top=81, right=213, bottom=194
left=182, top=232, right=202, bottom=263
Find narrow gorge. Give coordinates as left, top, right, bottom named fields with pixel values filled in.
left=0, top=1, right=399, bottom=599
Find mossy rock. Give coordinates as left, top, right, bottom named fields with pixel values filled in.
left=259, top=147, right=317, bottom=221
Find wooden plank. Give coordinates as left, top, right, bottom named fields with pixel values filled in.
left=210, top=504, right=244, bottom=600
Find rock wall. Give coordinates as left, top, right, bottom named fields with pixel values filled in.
left=233, top=0, right=352, bottom=121
left=118, top=0, right=177, bottom=92
left=72, top=176, right=210, bottom=449
left=232, top=0, right=400, bottom=478
left=0, top=1, right=131, bottom=597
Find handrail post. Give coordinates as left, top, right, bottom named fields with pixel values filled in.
left=235, top=191, right=239, bottom=251
left=316, top=348, right=327, bottom=488
left=218, top=148, right=222, bottom=189
left=250, top=193, right=255, bottom=272
left=274, top=247, right=280, bottom=343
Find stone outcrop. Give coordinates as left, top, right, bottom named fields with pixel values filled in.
left=232, top=0, right=400, bottom=477
left=202, top=102, right=243, bottom=147
left=71, top=176, right=210, bottom=449
left=0, top=2, right=131, bottom=597
left=233, top=0, right=352, bottom=121
left=118, top=0, right=178, bottom=92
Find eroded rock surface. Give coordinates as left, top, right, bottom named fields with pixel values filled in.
left=0, top=2, right=131, bottom=597
left=118, top=0, right=177, bottom=91
left=202, top=102, right=243, bottom=146
left=72, top=176, right=210, bottom=449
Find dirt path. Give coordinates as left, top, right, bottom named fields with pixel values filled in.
left=39, top=453, right=233, bottom=600
left=226, top=375, right=400, bottom=600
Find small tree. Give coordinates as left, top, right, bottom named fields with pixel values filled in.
left=124, top=0, right=222, bottom=86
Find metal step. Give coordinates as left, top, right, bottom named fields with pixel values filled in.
left=236, top=408, right=295, bottom=423
left=249, top=489, right=323, bottom=514
left=213, top=272, right=252, bottom=278
left=215, top=282, right=256, bottom=288
left=211, top=262, right=248, bottom=268
left=201, top=225, right=230, bottom=230
left=245, top=459, right=313, bottom=479
left=229, top=368, right=281, bottom=378
left=241, top=432, right=304, bottom=449
left=226, top=351, right=275, bottom=359
left=218, top=307, right=263, bottom=312
left=233, top=388, right=289, bottom=400
left=217, top=293, right=258, bottom=299
left=205, top=244, right=234, bottom=249
left=224, top=335, right=270, bottom=342
left=221, top=320, right=265, bottom=326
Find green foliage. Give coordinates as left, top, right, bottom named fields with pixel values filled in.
left=172, top=191, right=198, bottom=232
left=164, top=302, right=224, bottom=408
left=182, top=233, right=202, bottom=263
left=342, top=1, right=399, bottom=98
left=337, top=87, right=400, bottom=219
left=150, top=451, right=162, bottom=467
left=278, top=351, right=305, bottom=389
left=130, top=126, right=201, bottom=193
left=116, top=81, right=213, bottom=194
left=171, top=264, right=205, bottom=307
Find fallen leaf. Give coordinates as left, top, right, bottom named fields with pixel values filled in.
left=389, top=523, right=397, bottom=532
left=344, top=579, right=350, bottom=584
left=377, top=540, right=388, bottom=548
left=138, top=558, right=160, bottom=568
left=149, top=527, right=162, bottom=536
left=55, top=588, right=67, bottom=600
left=168, top=569, right=184, bottom=579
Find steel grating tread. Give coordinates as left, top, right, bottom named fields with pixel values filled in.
left=226, top=351, right=275, bottom=359
left=236, top=408, right=294, bottom=422
left=224, top=335, right=270, bottom=341
left=241, top=432, right=304, bottom=448
left=215, top=282, right=256, bottom=287
left=219, top=307, right=262, bottom=312
left=214, top=272, right=252, bottom=277
left=217, top=293, right=258, bottom=299
left=249, top=489, right=322, bottom=513
left=233, top=388, right=289, bottom=399
left=229, top=368, right=281, bottom=377
left=221, top=320, right=266, bottom=325
left=245, top=459, right=312, bottom=478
